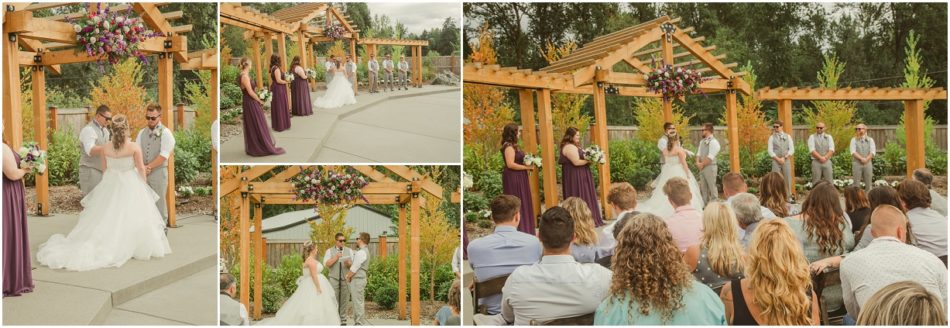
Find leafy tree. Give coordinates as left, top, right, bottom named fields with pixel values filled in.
left=633, top=98, right=692, bottom=149
left=541, top=41, right=592, bottom=146
left=719, top=64, right=770, bottom=166
left=464, top=26, right=516, bottom=175
left=89, top=59, right=151, bottom=132
left=896, top=30, right=940, bottom=153
left=802, top=55, right=856, bottom=152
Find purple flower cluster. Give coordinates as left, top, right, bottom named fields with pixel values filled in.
left=645, top=64, right=705, bottom=99
left=325, top=24, right=347, bottom=40
left=289, top=168, right=369, bottom=207
left=72, top=4, right=163, bottom=65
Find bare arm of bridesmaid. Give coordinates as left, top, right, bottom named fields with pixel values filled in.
left=241, top=74, right=264, bottom=105
left=562, top=144, right=589, bottom=166
left=2, top=144, right=29, bottom=181
left=504, top=146, right=532, bottom=171
left=294, top=65, right=307, bottom=78
left=274, top=68, right=288, bottom=85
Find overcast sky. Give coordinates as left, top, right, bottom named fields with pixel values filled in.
left=366, top=2, right=461, bottom=34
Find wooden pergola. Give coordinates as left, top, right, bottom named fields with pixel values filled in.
left=464, top=16, right=752, bottom=219
left=756, top=86, right=947, bottom=184
left=220, top=165, right=459, bottom=325
left=2, top=3, right=218, bottom=222
left=358, top=37, right=429, bottom=88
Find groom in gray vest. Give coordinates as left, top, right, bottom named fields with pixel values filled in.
left=808, top=122, right=835, bottom=184
left=136, top=104, right=176, bottom=230
left=78, top=105, right=112, bottom=197
left=768, top=120, right=795, bottom=195
left=324, top=233, right=353, bottom=324
left=346, top=232, right=371, bottom=326
left=696, top=123, right=720, bottom=203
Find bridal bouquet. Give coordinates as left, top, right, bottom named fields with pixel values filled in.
left=523, top=153, right=542, bottom=168
left=257, top=89, right=272, bottom=103
left=305, top=68, right=317, bottom=80
left=645, top=64, right=705, bottom=99
left=583, top=145, right=607, bottom=164
left=289, top=168, right=369, bottom=206
left=284, top=72, right=295, bottom=82
left=72, top=4, right=163, bottom=65
left=17, top=142, right=47, bottom=175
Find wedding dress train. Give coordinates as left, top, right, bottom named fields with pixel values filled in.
left=314, top=71, right=357, bottom=109
left=635, top=155, right=706, bottom=218
left=258, top=262, right=341, bottom=325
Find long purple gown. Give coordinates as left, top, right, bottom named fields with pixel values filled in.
left=501, top=145, right=536, bottom=234
left=241, top=75, right=286, bottom=156
left=559, top=146, right=604, bottom=227
left=270, top=67, right=291, bottom=132
left=3, top=149, right=33, bottom=297
left=290, top=65, right=313, bottom=116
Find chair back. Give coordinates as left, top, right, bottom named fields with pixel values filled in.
left=529, top=312, right=595, bottom=326
left=811, top=267, right=842, bottom=325
left=472, top=274, right=510, bottom=315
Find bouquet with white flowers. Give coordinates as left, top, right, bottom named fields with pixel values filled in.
left=257, top=89, right=272, bottom=103
left=306, top=68, right=317, bottom=80
left=583, top=145, right=606, bottom=164
left=17, top=142, right=47, bottom=175
left=284, top=72, right=295, bottom=82
left=523, top=153, right=542, bottom=168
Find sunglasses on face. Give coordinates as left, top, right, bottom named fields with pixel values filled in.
left=146, top=115, right=161, bottom=121
left=336, top=239, right=345, bottom=242
left=99, top=113, right=112, bottom=121
left=816, top=127, right=824, bottom=130
left=773, top=125, right=780, bottom=129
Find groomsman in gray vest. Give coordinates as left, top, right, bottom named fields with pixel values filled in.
left=367, top=54, right=379, bottom=93
left=768, top=120, right=795, bottom=195
left=324, top=233, right=353, bottom=324
left=78, top=105, right=112, bottom=197
left=346, top=232, right=371, bottom=326
left=136, top=104, right=176, bottom=230
left=397, top=57, right=410, bottom=90
left=808, top=122, right=835, bottom=184
left=325, top=54, right=337, bottom=87
left=345, top=55, right=357, bottom=90
left=850, top=124, right=876, bottom=192
left=382, top=54, right=394, bottom=92
left=696, top=123, right=720, bottom=203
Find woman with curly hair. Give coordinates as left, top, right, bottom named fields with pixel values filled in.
left=759, top=171, right=794, bottom=217
left=561, top=197, right=599, bottom=263
left=594, top=213, right=725, bottom=325
left=720, top=219, right=820, bottom=325
left=684, top=202, right=745, bottom=293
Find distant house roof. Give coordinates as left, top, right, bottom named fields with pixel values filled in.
left=257, top=205, right=397, bottom=242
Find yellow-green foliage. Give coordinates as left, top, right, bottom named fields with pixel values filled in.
left=633, top=97, right=692, bottom=148
left=19, top=69, right=35, bottom=142
left=463, top=25, right=515, bottom=173
left=542, top=41, right=592, bottom=145
left=185, top=70, right=213, bottom=138
left=308, top=204, right=355, bottom=257
left=89, top=59, right=151, bottom=132
left=328, top=41, right=347, bottom=60
left=719, top=64, right=770, bottom=156
left=803, top=55, right=856, bottom=152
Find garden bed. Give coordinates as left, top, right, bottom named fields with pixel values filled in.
left=24, top=183, right=214, bottom=216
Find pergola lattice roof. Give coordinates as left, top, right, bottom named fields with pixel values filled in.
left=756, top=87, right=948, bottom=101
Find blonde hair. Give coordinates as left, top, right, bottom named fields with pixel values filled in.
left=746, top=219, right=813, bottom=325
left=302, top=240, right=316, bottom=262
left=561, top=197, right=598, bottom=246
left=239, top=57, right=251, bottom=70
left=700, top=202, right=745, bottom=277
left=109, top=114, right=130, bottom=151
left=857, top=281, right=947, bottom=325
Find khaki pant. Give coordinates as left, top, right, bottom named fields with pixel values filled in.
left=772, top=158, right=793, bottom=195
left=699, top=164, right=718, bottom=203
left=79, top=166, right=103, bottom=197
left=852, top=160, right=873, bottom=192
left=147, top=167, right=169, bottom=225
left=328, top=276, right=351, bottom=323
left=349, top=276, right=369, bottom=325
left=811, top=160, right=833, bottom=184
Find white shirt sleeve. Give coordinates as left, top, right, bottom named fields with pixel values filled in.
left=849, top=138, right=857, bottom=156
left=657, top=137, right=667, bottom=152
left=322, top=248, right=333, bottom=267
left=807, top=134, right=816, bottom=153
left=869, top=137, right=876, bottom=155
left=159, top=127, right=175, bottom=158
left=349, top=249, right=367, bottom=274
left=135, top=129, right=145, bottom=147
left=767, top=135, right=776, bottom=158
left=787, top=135, right=794, bottom=155
left=827, top=135, right=835, bottom=152
left=707, top=139, right=720, bottom=161
left=239, top=303, right=250, bottom=326
left=79, top=125, right=99, bottom=156
left=211, top=120, right=219, bottom=152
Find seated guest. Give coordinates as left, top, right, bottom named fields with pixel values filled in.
left=684, top=202, right=745, bottom=292
left=562, top=197, right=599, bottom=263
left=467, top=195, right=543, bottom=315
left=722, top=172, right=776, bottom=220
left=434, top=279, right=461, bottom=325
left=784, top=182, right=854, bottom=313
left=663, top=177, right=703, bottom=252
left=731, top=193, right=765, bottom=247
left=854, top=185, right=914, bottom=249
left=838, top=205, right=947, bottom=320
left=595, top=213, right=726, bottom=325
left=220, top=273, right=250, bottom=326
left=897, top=179, right=948, bottom=258
left=476, top=207, right=611, bottom=325
left=913, top=168, right=948, bottom=217
left=596, top=182, right=639, bottom=256
left=856, top=281, right=948, bottom=326
left=595, top=211, right=635, bottom=269
left=843, top=186, right=871, bottom=234
left=720, top=219, right=820, bottom=325
left=759, top=171, right=797, bottom=217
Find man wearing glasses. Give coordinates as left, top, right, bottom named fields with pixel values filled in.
left=136, top=104, right=176, bottom=230
left=323, top=233, right=353, bottom=325
left=78, top=105, right=112, bottom=196
left=808, top=122, right=835, bottom=184
left=850, top=124, right=876, bottom=192
left=767, top=120, right=795, bottom=195
left=657, top=122, right=694, bottom=164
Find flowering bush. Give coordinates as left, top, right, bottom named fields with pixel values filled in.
left=583, top=145, right=606, bottom=164
left=873, top=179, right=889, bottom=187
left=645, top=65, right=705, bottom=99
left=325, top=24, right=347, bottom=40
left=289, top=168, right=368, bottom=206
left=72, top=4, right=163, bottom=65
left=523, top=153, right=542, bottom=168
left=462, top=171, right=474, bottom=190
left=18, top=142, right=47, bottom=175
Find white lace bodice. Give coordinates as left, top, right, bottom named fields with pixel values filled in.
left=105, top=156, right=136, bottom=172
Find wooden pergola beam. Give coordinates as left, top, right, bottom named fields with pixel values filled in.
left=5, top=10, right=77, bottom=43
left=17, top=38, right=62, bottom=75
left=632, top=36, right=707, bottom=58
left=220, top=165, right=276, bottom=196
left=220, top=3, right=294, bottom=34
left=357, top=38, right=429, bottom=46
left=671, top=29, right=736, bottom=79
left=382, top=166, right=444, bottom=198
left=244, top=181, right=413, bottom=195
left=572, top=27, right=664, bottom=87
left=756, top=87, right=948, bottom=101
left=132, top=3, right=174, bottom=35
left=26, top=34, right=186, bottom=66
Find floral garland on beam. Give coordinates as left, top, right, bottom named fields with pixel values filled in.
left=645, top=64, right=705, bottom=100
left=325, top=24, right=347, bottom=40
left=72, top=4, right=163, bottom=65
left=289, top=168, right=369, bottom=207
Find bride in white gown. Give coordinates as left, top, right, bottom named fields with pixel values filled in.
left=635, top=134, right=705, bottom=218
left=36, top=115, right=171, bottom=271
left=259, top=241, right=340, bottom=326
left=314, top=61, right=357, bottom=109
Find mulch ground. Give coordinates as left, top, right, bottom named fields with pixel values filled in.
left=221, top=122, right=243, bottom=145
left=24, top=183, right=214, bottom=216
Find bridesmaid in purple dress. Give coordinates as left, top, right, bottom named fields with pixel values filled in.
left=238, top=58, right=285, bottom=156
left=559, top=127, right=604, bottom=227
left=289, top=56, right=313, bottom=116
left=500, top=123, right=536, bottom=234
left=269, top=54, right=291, bottom=131
left=3, top=142, right=34, bottom=297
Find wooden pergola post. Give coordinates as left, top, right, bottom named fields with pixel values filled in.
left=661, top=25, right=674, bottom=122
left=416, top=45, right=424, bottom=87
left=410, top=46, right=417, bottom=88
left=397, top=204, right=407, bottom=320
left=32, top=65, right=49, bottom=216
left=211, top=68, right=219, bottom=200
left=518, top=90, right=541, bottom=218
left=298, top=31, right=314, bottom=91
left=2, top=31, right=22, bottom=149
left=904, top=99, right=925, bottom=177
left=537, top=89, right=559, bottom=209
left=239, top=181, right=251, bottom=312
left=157, top=52, right=177, bottom=228
left=49, top=106, right=58, bottom=131
left=591, top=75, right=612, bottom=219
left=777, top=99, right=795, bottom=191
left=276, top=33, right=290, bottom=110
left=349, top=38, right=358, bottom=94
left=250, top=38, right=263, bottom=90
left=378, top=235, right=387, bottom=259
left=262, top=32, right=274, bottom=88
left=409, top=192, right=422, bottom=325
left=253, top=201, right=264, bottom=320
left=724, top=87, right=740, bottom=172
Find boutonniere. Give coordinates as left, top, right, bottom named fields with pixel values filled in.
left=151, top=125, right=163, bottom=138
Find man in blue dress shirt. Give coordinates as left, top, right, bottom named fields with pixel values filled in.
left=467, top=195, right=543, bottom=315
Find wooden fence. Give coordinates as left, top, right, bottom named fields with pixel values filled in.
left=263, top=239, right=398, bottom=268
left=45, top=105, right=198, bottom=139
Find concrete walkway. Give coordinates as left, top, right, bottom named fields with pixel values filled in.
left=221, top=85, right=460, bottom=163
left=3, top=214, right=217, bottom=325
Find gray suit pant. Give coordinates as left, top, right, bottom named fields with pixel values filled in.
left=329, top=276, right=351, bottom=322
left=398, top=71, right=408, bottom=89
left=811, top=160, right=833, bottom=184
left=772, top=159, right=793, bottom=195
left=79, top=166, right=103, bottom=197
left=147, top=167, right=169, bottom=225
left=383, top=71, right=394, bottom=91
left=852, top=160, right=873, bottom=192
left=349, top=276, right=369, bottom=325
left=699, top=165, right=718, bottom=203
left=368, top=71, right=378, bottom=92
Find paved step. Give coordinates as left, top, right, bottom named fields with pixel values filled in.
left=103, top=266, right=218, bottom=325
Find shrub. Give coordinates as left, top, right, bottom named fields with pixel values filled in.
left=89, top=58, right=151, bottom=132
left=273, top=254, right=303, bottom=297
left=367, top=256, right=400, bottom=309
left=477, top=220, right=494, bottom=229
left=794, top=143, right=813, bottom=178
left=221, top=83, right=243, bottom=110
left=473, top=170, right=503, bottom=203
left=173, top=128, right=212, bottom=185
left=47, top=128, right=80, bottom=186
left=882, top=143, right=906, bottom=175
left=750, top=150, right=773, bottom=178
left=463, top=191, right=489, bottom=213
left=607, top=139, right=660, bottom=190
left=421, top=263, right=454, bottom=301
left=221, top=108, right=242, bottom=124
left=229, top=256, right=284, bottom=314
left=372, top=281, right=399, bottom=310
left=926, top=150, right=947, bottom=176
left=184, top=70, right=213, bottom=138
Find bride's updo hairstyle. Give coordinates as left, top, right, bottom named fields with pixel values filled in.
left=239, top=58, right=251, bottom=70
left=109, top=114, right=130, bottom=151
left=302, top=240, right=316, bottom=261
left=667, top=134, right=680, bottom=152
left=559, top=127, right=579, bottom=148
